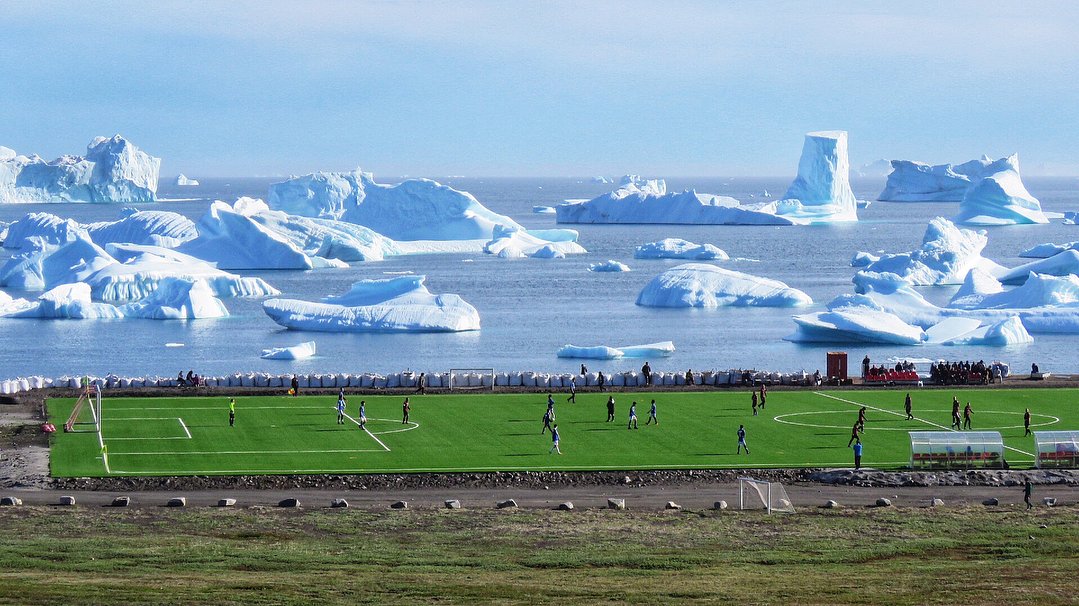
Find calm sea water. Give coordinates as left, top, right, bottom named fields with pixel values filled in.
left=2, top=175, right=1079, bottom=380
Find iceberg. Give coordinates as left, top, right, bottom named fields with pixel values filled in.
left=857, top=217, right=1005, bottom=286
left=3, top=212, right=85, bottom=249
left=84, top=208, right=197, bottom=248
left=998, top=250, right=1079, bottom=284
left=788, top=307, right=927, bottom=344
left=635, top=238, right=728, bottom=260
left=948, top=268, right=1005, bottom=309
left=878, top=157, right=991, bottom=202
left=267, top=170, right=524, bottom=240
left=856, top=159, right=894, bottom=178
left=588, top=260, right=631, bottom=272
left=532, top=205, right=556, bottom=214
left=942, top=316, right=1033, bottom=346
left=556, top=341, right=675, bottom=359
left=262, top=275, right=480, bottom=333
left=483, top=225, right=586, bottom=259
left=620, top=341, right=676, bottom=357
left=591, top=176, right=612, bottom=184
left=0, top=283, right=123, bottom=319
left=636, top=263, right=812, bottom=308
left=0, top=220, right=7, bottom=245
left=175, top=174, right=199, bottom=186
left=850, top=251, right=880, bottom=267
left=955, top=154, right=1047, bottom=225
left=117, top=277, right=229, bottom=319
left=777, top=130, right=859, bottom=223
left=1019, top=241, right=1079, bottom=258
left=0, top=135, right=160, bottom=203
left=261, top=341, right=317, bottom=360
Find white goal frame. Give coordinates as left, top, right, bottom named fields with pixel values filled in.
left=739, top=477, right=795, bottom=514
left=448, top=368, right=496, bottom=391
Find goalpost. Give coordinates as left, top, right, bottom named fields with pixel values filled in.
left=739, top=477, right=795, bottom=514
left=447, top=368, right=495, bottom=391
left=64, top=377, right=102, bottom=434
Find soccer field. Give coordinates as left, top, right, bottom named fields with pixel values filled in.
left=48, top=388, right=1079, bottom=477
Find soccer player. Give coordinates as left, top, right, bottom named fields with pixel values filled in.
left=228, top=398, right=236, bottom=427
left=951, top=396, right=962, bottom=430
left=547, top=394, right=556, bottom=421
left=737, top=425, right=749, bottom=454
left=759, top=384, right=767, bottom=409
left=550, top=424, right=561, bottom=454
left=1024, top=408, right=1032, bottom=436
left=606, top=396, right=615, bottom=422
left=751, top=391, right=758, bottom=416
left=904, top=393, right=913, bottom=420
left=628, top=401, right=638, bottom=429
left=402, top=397, right=410, bottom=424
left=646, top=399, right=658, bottom=425
left=336, top=394, right=346, bottom=424
left=358, top=400, right=367, bottom=430
left=852, top=439, right=863, bottom=469
left=963, top=402, right=973, bottom=430
left=567, top=377, right=576, bottom=403
left=541, top=409, right=553, bottom=434
left=847, top=423, right=860, bottom=447
left=856, top=407, right=867, bottom=432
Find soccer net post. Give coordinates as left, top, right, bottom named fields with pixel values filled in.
left=447, top=368, right=495, bottom=391
left=739, top=477, right=795, bottom=514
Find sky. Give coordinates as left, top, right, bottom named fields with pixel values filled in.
left=2, top=1, right=1078, bottom=178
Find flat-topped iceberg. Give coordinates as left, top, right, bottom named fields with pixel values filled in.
left=857, top=217, right=1005, bottom=286
left=261, top=341, right=317, bottom=360
left=635, top=238, right=728, bottom=260
left=557, top=341, right=675, bottom=359
left=267, top=170, right=523, bottom=240
left=789, top=307, right=927, bottom=344
left=175, top=174, right=199, bottom=186
left=636, top=263, right=812, bottom=308
left=588, top=260, right=630, bottom=272
left=955, top=154, right=1047, bottom=225
left=0, top=135, right=160, bottom=203
left=878, top=157, right=992, bottom=202
left=262, top=275, right=480, bottom=332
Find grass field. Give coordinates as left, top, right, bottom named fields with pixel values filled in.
left=48, top=388, right=1079, bottom=477
left=0, top=506, right=1076, bottom=605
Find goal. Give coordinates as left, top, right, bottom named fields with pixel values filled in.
left=448, top=368, right=495, bottom=390
left=739, top=477, right=795, bottom=514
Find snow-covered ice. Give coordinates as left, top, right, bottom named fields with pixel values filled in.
left=261, top=341, right=317, bottom=360
left=262, top=275, right=480, bottom=332
left=2, top=212, right=84, bottom=249
left=788, top=307, right=927, bottom=344
left=84, top=208, right=197, bottom=248
left=998, top=251, right=1079, bottom=284
left=588, top=260, right=631, bottom=272
left=955, top=155, right=1048, bottom=225
left=850, top=251, right=880, bottom=267
left=0, top=135, right=160, bottom=203
left=175, top=174, right=199, bottom=186
left=0, top=278, right=228, bottom=320
left=635, top=238, right=728, bottom=260
left=636, top=263, right=812, bottom=308
left=857, top=217, right=1005, bottom=285
left=1020, top=241, right=1079, bottom=258
left=948, top=268, right=1005, bottom=309
left=557, top=341, right=675, bottom=359
left=878, top=157, right=991, bottom=202
left=483, top=225, right=586, bottom=259
left=941, top=316, right=1033, bottom=346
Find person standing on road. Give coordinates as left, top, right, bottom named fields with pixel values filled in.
left=228, top=398, right=236, bottom=427
left=549, top=424, right=561, bottom=454
left=402, top=397, right=410, bottom=424
left=963, top=402, right=974, bottom=430
left=1024, top=408, right=1032, bottom=436
left=853, top=439, right=863, bottom=469
left=336, top=393, right=346, bottom=424
left=1024, top=479, right=1034, bottom=510
left=751, top=391, right=758, bottom=416
left=606, top=396, right=616, bottom=422
left=737, top=425, right=750, bottom=454
left=628, top=401, right=638, bottom=429
left=904, top=393, right=913, bottom=420
left=646, top=399, right=658, bottom=425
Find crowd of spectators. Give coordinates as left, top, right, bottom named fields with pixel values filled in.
left=929, top=360, right=1001, bottom=385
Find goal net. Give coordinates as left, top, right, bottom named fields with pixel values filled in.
left=739, top=477, right=795, bottom=514
left=448, top=369, right=495, bottom=391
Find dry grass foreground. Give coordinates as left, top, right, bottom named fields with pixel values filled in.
left=0, top=503, right=1075, bottom=605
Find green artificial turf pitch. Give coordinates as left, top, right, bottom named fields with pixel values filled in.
left=47, top=388, right=1079, bottom=477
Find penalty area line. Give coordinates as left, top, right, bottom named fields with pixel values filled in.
left=178, top=417, right=192, bottom=439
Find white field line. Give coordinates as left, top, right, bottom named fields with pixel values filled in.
left=340, top=410, right=390, bottom=452
left=814, top=392, right=1036, bottom=458
left=177, top=418, right=192, bottom=439
left=774, top=409, right=1060, bottom=432
left=110, top=448, right=387, bottom=456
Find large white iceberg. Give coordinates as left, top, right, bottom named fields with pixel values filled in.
left=84, top=208, right=197, bottom=248
left=0, top=283, right=123, bottom=319
left=0, top=278, right=227, bottom=320
left=955, top=154, right=1047, bottom=225
left=777, top=130, right=859, bottom=223
left=857, top=217, right=1005, bottom=286
left=998, top=250, right=1079, bottom=284
left=175, top=174, right=199, bottom=186
left=634, top=238, right=728, bottom=260
left=942, top=316, right=1033, bottom=346
left=1019, top=241, right=1079, bottom=259
left=262, top=275, right=480, bottom=332
left=636, top=263, right=812, bottom=308
left=267, top=170, right=524, bottom=240
left=0, top=135, right=160, bottom=204
left=789, top=307, right=928, bottom=344
left=261, top=341, right=317, bottom=360
left=878, top=157, right=992, bottom=202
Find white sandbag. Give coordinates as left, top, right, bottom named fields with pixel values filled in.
left=427, top=373, right=442, bottom=388
left=465, top=373, right=479, bottom=387
left=386, top=373, right=399, bottom=389
left=495, top=372, right=509, bottom=387
left=509, top=372, right=523, bottom=387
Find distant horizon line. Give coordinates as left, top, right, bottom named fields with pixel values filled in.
left=163, top=174, right=1079, bottom=181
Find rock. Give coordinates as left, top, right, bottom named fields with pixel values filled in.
left=931, top=498, right=945, bottom=507
left=166, top=497, right=186, bottom=507
left=622, top=476, right=633, bottom=485
left=824, top=500, right=839, bottom=509
left=331, top=498, right=349, bottom=508
left=558, top=501, right=574, bottom=511
left=58, top=495, right=76, bottom=506
left=278, top=498, right=301, bottom=508
left=390, top=500, right=408, bottom=509
left=713, top=500, right=728, bottom=510
left=496, top=499, right=518, bottom=509
left=111, top=496, right=130, bottom=508
left=665, top=501, right=682, bottom=510
left=875, top=498, right=892, bottom=507
left=444, top=499, right=462, bottom=509
left=0, top=496, right=23, bottom=506
left=607, top=498, right=626, bottom=510
left=218, top=498, right=237, bottom=507
left=1043, top=497, right=1056, bottom=507
left=982, top=498, right=999, bottom=506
